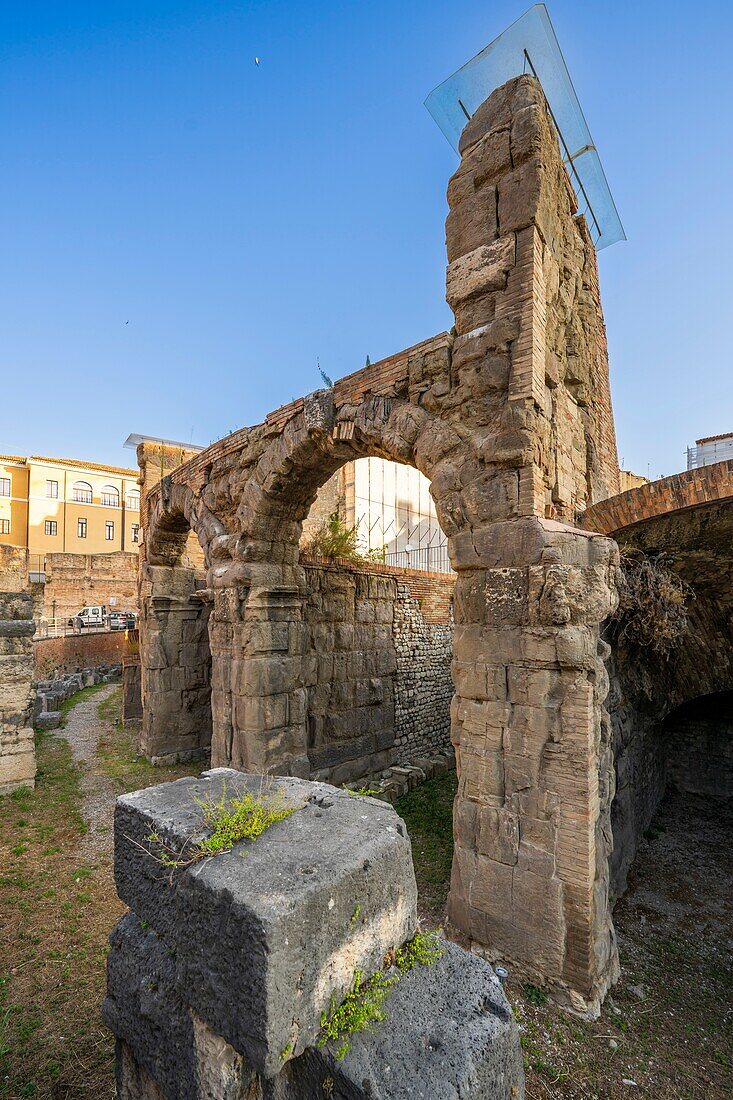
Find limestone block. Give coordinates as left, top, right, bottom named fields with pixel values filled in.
left=458, top=73, right=540, bottom=154
left=113, top=769, right=417, bottom=1077
left=34, top=711, right=62, bottom=730
left=446, top=237, right=515, bottom=310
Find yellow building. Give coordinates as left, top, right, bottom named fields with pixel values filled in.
left=0, top=454, right=140, bottom=562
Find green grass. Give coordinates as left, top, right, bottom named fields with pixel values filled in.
left=395, top=772, right=457, bottom=918
left=96, top=688, right=121, bottom=724
left=0, top=682, right=201, bottom=1099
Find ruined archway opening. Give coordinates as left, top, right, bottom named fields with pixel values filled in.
left=138, top=515, right=213, bottom=765
left=296, top=454, right=455, bottom=790
left=663, top=691, right=733, bottom=803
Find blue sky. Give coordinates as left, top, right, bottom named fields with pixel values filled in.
left=1, top=1, right=730, bottom=478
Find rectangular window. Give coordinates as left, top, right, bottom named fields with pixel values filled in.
left=101, top=492, right=118, bottom=507
left=44, top=520, right=58, bottom=536
left=77, top=518, right=87, bottom=539
left=0, top=478, right=10, bottom=498
left=126, top=494, right=140, bottom=511
left=72, top=488, right=93, bottom=504
left=105, top=521, right=114, bottom=541
left=131, top=523, right=140, bottom=544
left=46, top=480, right=59, bottom=499
left=0, top=519, right=10, bottom=534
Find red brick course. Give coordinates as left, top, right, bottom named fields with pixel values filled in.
left=35, top=631, right=130, bottom=678
left=581, top=460, right=733, bottom=535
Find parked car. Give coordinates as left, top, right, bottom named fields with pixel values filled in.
left=109, top=610, right=137, bottom=631
left=69, top=605, right=106, bottom=631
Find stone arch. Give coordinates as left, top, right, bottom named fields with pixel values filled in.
left=138, top=479, right=230, bottom=763
left=603, top=496, right=733, bottom=898
left=208, top=391, right=469, bottom=778
left=239, top=391, right=472, bottom=559
left=135, top=74, right=628, bottom=1016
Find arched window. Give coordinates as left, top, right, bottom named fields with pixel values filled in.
left=126, top=488, right=140, bottom=511
left=72, top=480, right=93, bottom=504
left=101, top=484, right=120, bottom=508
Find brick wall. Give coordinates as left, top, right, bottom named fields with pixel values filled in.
left=34, top=631, right=129, bottom=679
left=582, top=460, right=733, bottom=535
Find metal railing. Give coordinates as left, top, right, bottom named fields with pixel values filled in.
left=384, top=544, right=453, bottom=575
left=35, top=618, right=109, bottom=639
left=686, top=438, right=733, bottom=470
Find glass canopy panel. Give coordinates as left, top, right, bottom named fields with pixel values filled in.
left=424, top=4, right=625, bottom=250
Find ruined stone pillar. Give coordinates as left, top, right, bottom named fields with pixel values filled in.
left=444, top=75, right=620, bottom=1014
left=0, top=591, right=36, bottom=794
left=138, top=564, right=212, bottom=764
left=210, top=577, right=313, bottom=778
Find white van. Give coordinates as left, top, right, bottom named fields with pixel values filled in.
left=71, top=605, right=107, bottom=630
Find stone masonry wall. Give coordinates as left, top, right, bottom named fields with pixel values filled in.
left=0, top=591, right=36, bottom=794
left=303, top=563, right=396, bottom=783
left=303, top=560, right=455, bottom=783
left=42, top=551, right=138, bottom=623
left=393, top=581, right=453, bottom=758
left=0, top=545, right=28, bottom=591
left=664, top=694, right=733, bottom=801
left=300, top=466, right=347, bottom=545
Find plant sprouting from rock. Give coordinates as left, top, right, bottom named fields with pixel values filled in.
left=301, top=510, right=388, bottom=565
left=142, top=780, right=299, bottom=870
left=317, top=930, right=444, bottom=1059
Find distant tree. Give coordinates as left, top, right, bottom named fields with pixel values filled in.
left=365, top=355, right=371, bottom=366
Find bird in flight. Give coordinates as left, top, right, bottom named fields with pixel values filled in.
left=125, top=320, right=129, bottom=325
left=254, top=56, right=260, bottom=66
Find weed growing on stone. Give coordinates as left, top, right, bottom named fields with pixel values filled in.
left=345, top=786, right=380, bottom=798
left=317, top=931, right=444, bottom=1059
left=318, top=968, right=398, bottom=1060
left=523, top=983, right=549, bottom=1007
left=393, top=930, right=445, bottom=971
left=143, top=781, right=300, bottom=869
left=194, top=785, right=297, bottom=855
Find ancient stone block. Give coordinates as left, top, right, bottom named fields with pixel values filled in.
left=113, top=769, right=417, bottom=1076
left=107, top=916, right=524, bottom=1100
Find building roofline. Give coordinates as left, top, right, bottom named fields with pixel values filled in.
left=695, top=432, right=733, bottom=446
left=28, top=455, right=138, bottom=477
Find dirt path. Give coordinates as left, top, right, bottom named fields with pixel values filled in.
left=59, top=683, right=120, bottom=859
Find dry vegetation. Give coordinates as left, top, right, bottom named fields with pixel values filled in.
left=0, top=689, right=199, bottom=1099
left=611, top=548, right=693, bottom=658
